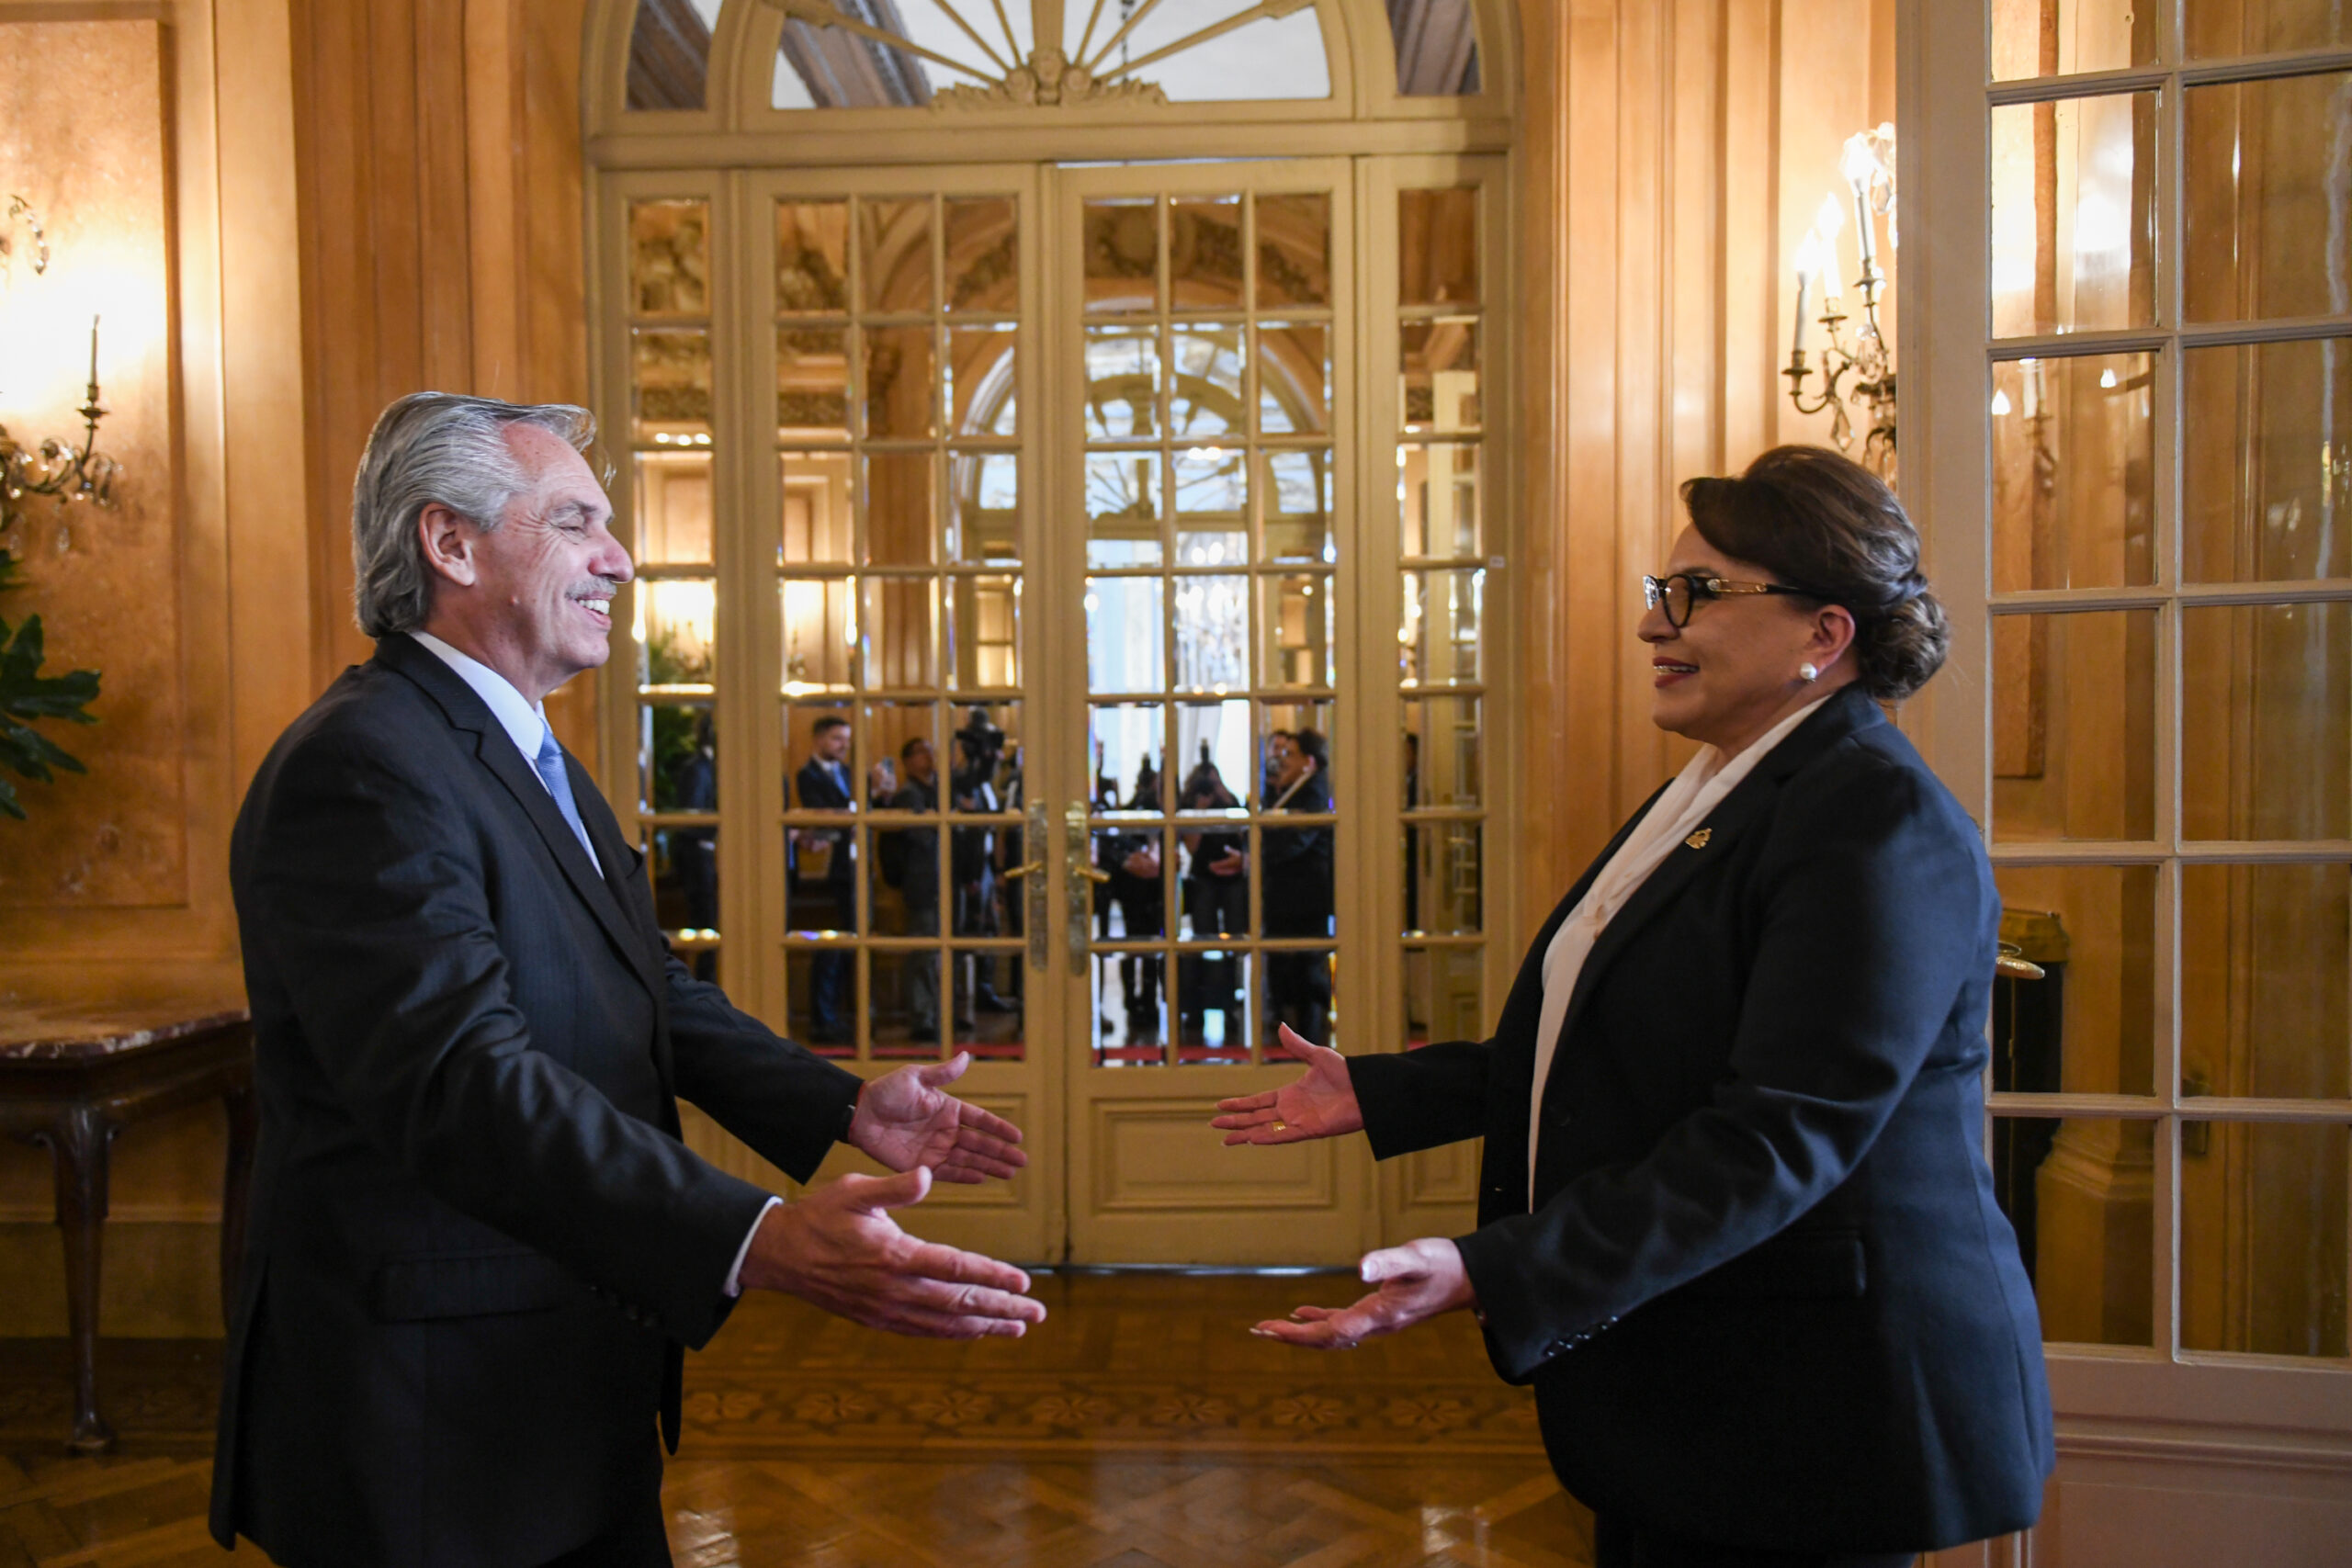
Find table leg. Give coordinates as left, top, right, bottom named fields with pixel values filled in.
left=43, top=1104, right=116, bottom=1455
left=219, top=1077, right=256, bottom=1327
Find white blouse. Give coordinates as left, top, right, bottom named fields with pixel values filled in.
left=1525, top=693, right=1835, bottom=1201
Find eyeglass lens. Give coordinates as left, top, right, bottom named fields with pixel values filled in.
left=1645, top=574, right=1694, bottom=626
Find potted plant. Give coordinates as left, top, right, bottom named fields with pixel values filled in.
left=0, top=552, right=100, bottom=820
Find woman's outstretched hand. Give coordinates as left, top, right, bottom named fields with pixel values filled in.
left=1209, top=1024, right=1363, bottom=1144
left=1248, top=1238, right=1476, bottom=1348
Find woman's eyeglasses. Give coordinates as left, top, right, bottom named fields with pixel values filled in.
left=1641, top=572, right=1826, bottom=628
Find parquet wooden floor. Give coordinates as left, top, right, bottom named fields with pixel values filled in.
left=0, top=1273, right=1592, bottom=1566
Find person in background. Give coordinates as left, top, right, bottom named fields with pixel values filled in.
left=1260, top=727, right=1334, bottom=1046
left=791, top=715, right=857, bottom=1043
left=1178, top=747, right=1247, bottom=1045
left=667, top=713, right=718, bottom=982
left=1215, top=446, right=2052, bottom=1568
left=886, top=737, right=943, bottom=1043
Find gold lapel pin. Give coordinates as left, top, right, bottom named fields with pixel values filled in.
left=1684, top=829, right=1712, bottom=850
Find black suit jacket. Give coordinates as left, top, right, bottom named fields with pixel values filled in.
left=1261, top=770, right=1334, bottom=936
left=794, top=756, right=856, bottom=888
left=1349, top=687, right=2053, bottom=1553
left=211, top=634, right=862, bottom=1568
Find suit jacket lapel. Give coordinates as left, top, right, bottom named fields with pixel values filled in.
left=571, top=759, right=678, bottom=1096
left=1545, top=688, right=1887, bottom=1081
left=377, top=637, right=663, bottom=1006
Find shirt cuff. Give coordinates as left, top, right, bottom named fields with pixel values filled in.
left=723, top=1195, right=784, bottom=1299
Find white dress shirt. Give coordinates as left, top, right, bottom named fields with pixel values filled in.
left=408, top=631, right=780, bottom=1292
left=1525, top=693, right=1834, bottom=1201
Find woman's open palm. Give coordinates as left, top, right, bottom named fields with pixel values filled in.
left=1209, top=1025, right=1364, bottom=1144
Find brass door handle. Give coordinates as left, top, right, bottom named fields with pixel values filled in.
left=1001, top=860, right=1046, bottom=881
left=1064, top=802, right=1108, bottom=967
left=1075, top=864, right=1112, bottom=884
left=1996, top=942, right=2045, bottom=981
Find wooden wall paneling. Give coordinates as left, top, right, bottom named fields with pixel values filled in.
left=1720, top=0, right=1778, bottom=465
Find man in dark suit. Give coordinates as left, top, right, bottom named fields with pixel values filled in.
left=791, top=715, right=858, bottom=1042
left=1260, top=727, right=1334, bottom=1045
left=212, top=393, right=1044, bottom=1568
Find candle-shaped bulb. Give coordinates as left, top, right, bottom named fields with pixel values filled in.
left=1815, top=196, right=1846, bottom=299
left=1792, top=230, right=1822, bottom=355
left=87, top=315, right=100, bottom=389
left=1842, top=133, right=1882, bottom=272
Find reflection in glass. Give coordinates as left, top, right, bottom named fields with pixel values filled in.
left=860, top=575, right=938, bottom=690
left=864, top=325, right=938, bottom=439
left=1258, top=574, right=1333, bottom=689
left=1263, top=450, right=1333, bottom=563
left=1088, top=576, right=1165, bottom=694
left=860, top=197, right=933, bottom=312
left=775, top=326, right=851, bottom=441
left=1176, top=699, right=1255, bottom=821
left=1404, top=947, right=1483, bottom=1048
left=630, top=200, right=709, bottom=315
left=954, top=953, right=1025, bottom=1059
left=1178, top=929, right=1250, bottom=1059
left=1401, top=318, right=1479, bottom=432
left=634, top=451, right=713, bottom=565
left=1402, top=695, right=1482, bottom=807
left=1086, top=453, right=1161, bottom=568
left=2188, top=0, right=2352, bottom=57
left=1084, top=198, right=1158, bottom=313
left=1093, top=953, right=1167, bottom=1066
left=1170, top=196, right=1244, bottom=310
left=627, top=8, right=711, bottom=111
left=1990, top=866, right=2157, bottom=1096
left=1170, top=327, right=1246, bottom=439
left=1990, top=610, right=2157, bottom=840
left=1993, top=1, right=2153, bottom=80
left=950, top=452, right=1020, bottom=563
left=784, top=948, right=855, bottom=1057
left=1990, top=93, right=2156, bottom=339
left=947, top=326, right=1016, bottom=436
left=1261, top=699, right=1336, bottom=807
left=775, top=200, right=850, bottom=313
left=1397, top=442, right=1479, bottom=558
left=1387, top=0, right=1480, bottom=96
left=864, top=701, right=941, bottom=811
left=1262, top=949, right=1336, bottom=1051
left=638, top=700, right=717, bottom=815
left=944, top=197, right=1017, bottom=312
left=2182, top=863, right=2351, bottom=1102
left=1405, top=824, right=1482, bottom=935
left=2188, top=73, right=2352, bottom=322
left=1255, top=193, right=1331, bottom=308
left=2183, top=1120, right=2349, bottom=1356
left=2182, top=603, right=2351, bottom=840
left=649, top=826, right=719, bottom=980
left=632, top=329, right=713, bottom=442
left=1399, top=188, right=1479, bottom=304
left=1258, top=321, right=1330, bottom=434
left=1174, top=448, right=1247, bottom=565
left=637, top=579, right=718, bottom=690
left=1992, top=1117, right=2155, bottom=1346
left=1084, top=325, right=1161, bottom=438
left=864, top=451, right=935, bottom=567
left=874, top=947, right=943, bottom=1058
left=1990, top=354, right=2155, bottom=592
left=947, top=575, right=1021, bottom=690
left=779, top=577, right=854, bottom=693
left=779, top=450, right=854, bottom=565
left=1401, top=569, right=1484, bottom=685
left=1091, top=703, right=1167, bottom=812
left=1176, top=575, right=1251, bottom=692
left=2185, top=337, right=2352, bottom=583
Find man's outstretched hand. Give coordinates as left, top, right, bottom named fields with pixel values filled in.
left=1209, top=1025, right=1364, bottom=1145
left=738, top=1166, right=1046, bottom=1338
left=849, top=1051, right=1027, bottom=1182
left=1248, top=1238, right=1474, bottom=1349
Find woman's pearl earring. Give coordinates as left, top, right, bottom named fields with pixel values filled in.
left=1798, top=662, right=1820, bottom=682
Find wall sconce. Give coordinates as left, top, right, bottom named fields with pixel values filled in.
left=0, top=197, right=122, bottom=558
left=1784, top=126, right=1897, bottom=476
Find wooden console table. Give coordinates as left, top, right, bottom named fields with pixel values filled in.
left=0, top=1004, right=255, bottom=1454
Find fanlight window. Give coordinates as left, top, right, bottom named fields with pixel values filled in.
left=626, top=0, right=1482, bottom=112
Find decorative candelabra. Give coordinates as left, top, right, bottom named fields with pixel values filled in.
left=0, top=198, right=119, bottom=558
left=1784, top=126, right=1897, bottom=477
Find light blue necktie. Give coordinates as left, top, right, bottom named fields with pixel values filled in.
left=531, top=728, right=598, bottom=867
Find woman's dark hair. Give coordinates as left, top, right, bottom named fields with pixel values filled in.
left=1678, top=446, right=1949, bottom=702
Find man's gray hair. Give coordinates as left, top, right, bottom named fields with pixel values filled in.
left=350, top=392, right=599, bottom=637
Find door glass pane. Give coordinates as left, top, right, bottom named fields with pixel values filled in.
left=1094, top=951, right=1166, bottom=1066
left=1170, top=327, right=1246, bottom=438
left=778, top=451, right=854, bottom=565
left=776, top=326, right=852, bottom=442
left=875, top=948, right=943, bottom=1058
left=947, top=326, right=1017, bottom=436
left=1259, top=322, right=1331, bottom=434
left=1398, top=443, right=1480, bottom=558
left=2188, top=0, right=2352, bottom=58
left=1084, top=325, right=1160, bottom=437
left=1173, top=449, right=1248, bottom=565
left=1993, top=0, right=2154, bottom=81
left=864, top=325, right=938, bottom=439
left=2181, top=602, right=2352, bottom=840
left=650, top=824, right=720, bottom=956
left=865, top=451, right=937, bottom=567
left=630, top=199, right=710, bottom=314
left=1401, top=569, right=1485, bottom=685
left=1991, top=866, right=2159, bottom=1095
left=1170, top=196, right=1244, bottom=310
left=865, top=700, right=940, bottom=808
left=1991, top=353, right=2156, bottom=591
left=1263, top=451, right=1334, bottom=563
left=1990, top=610, right=2158, bottom=840
left=776, top=200, right=851, bottom=313
left=947, top=575, right=1021, bottom=690
left=1178, top=939, right=1250, bottom=1058
left=860, top=575, right=939, bottom=689
left=784, top=947, right=854, bottom=1055
left=634, top=451, right=713, bottom=565
left=779, top=577, right=854, bottom=693
left=1088, top=576, right=1165, bottom=693
left=1255, top=193, right=1331, bottom=308
left=1404, top=946, right=1484, bottom=1047
left=1405, top=823, right=1482, bottom=935
left=1087, top=453, right=1162, bottom=567
left=2182, top=863, right=2351, bottom=1101
left=638, top=579, right=718, bottom=690
left=944, top=197, right=1017, bottom=313
left=632, top=329, right=713, bottom=443
left=860, top=197, right=933, bottom=312
left=2184, top=337, right=2352, bottom=583
left=2187, top=72, right=2352, bottom=322
left=1174, top=575, right=1251, bottom=692
left=954, top=951, right=1024, bottom=1059
left=1993, top=1116, right=2156, bottom=1346
left=1990, top=92, right=2157, bottom=338
left=1257, top=574, right=1332, bottom=690
left=639, top=700, right=718, bottom=816
left=1084, top=198, right=1159, bottom=314
left=1092, top=703, right=1166, bottom=812
left=1261, top=949, right=1335, bottom=1050
left=1401, top=319, right=1480, bottom=433
left=1402, top=695, right=1483, bottom=807
left=1399, top=187, right=1480, bottom=304
left=2182, top=1121, right=2349, bottom=1356
left=950, top=453, right=1020, bottom=563
left=627, top=3, right=713, bottom=112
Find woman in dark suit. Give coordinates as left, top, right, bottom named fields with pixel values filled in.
left=1215, top=447, right=2052, bottom=1567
